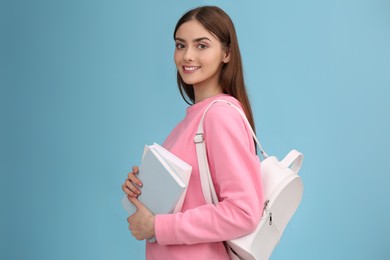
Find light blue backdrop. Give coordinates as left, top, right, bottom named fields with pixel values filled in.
left=2, top=0, right=389, bottom=259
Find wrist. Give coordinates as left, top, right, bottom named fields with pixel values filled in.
left=147, top=215, right=156, bottom=239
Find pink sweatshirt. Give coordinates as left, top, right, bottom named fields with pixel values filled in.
left=146, top=94, right=264, bottom=260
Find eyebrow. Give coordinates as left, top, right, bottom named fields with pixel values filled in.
left=175, top=37, right=212, bottom=43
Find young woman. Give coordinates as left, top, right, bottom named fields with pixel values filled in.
left=122, top=6, right=264, bottom=259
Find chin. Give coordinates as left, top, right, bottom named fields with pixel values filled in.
left=182, top=80, right=196, bottom=85
left=180, top=76, right=198, bottom=86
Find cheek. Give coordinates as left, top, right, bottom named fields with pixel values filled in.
left=202, top=56, right=221, bottom=70
left=200, top=51, right=222, bottom=66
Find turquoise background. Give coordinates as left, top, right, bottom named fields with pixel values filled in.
left=1, top=0, right=389, bottom=259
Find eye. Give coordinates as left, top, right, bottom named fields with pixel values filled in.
left=197, top=43, right=208, bottom=49
left=175, top=42, right=185, bottom=49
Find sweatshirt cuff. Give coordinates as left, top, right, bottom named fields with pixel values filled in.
left=155, top=214, right=178, bottom=245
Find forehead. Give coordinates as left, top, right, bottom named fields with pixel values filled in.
left=175, top=20, right=218, bottom=41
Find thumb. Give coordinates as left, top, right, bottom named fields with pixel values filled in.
left=127, top=195, right=144, bottom=210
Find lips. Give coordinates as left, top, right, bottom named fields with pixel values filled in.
left=182, top=66, right=201, bottom=74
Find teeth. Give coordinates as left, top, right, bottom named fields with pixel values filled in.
left=184, top=66, right=200, bottom=71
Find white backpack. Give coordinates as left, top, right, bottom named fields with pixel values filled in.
left=194, top=100, right=304, bottom=260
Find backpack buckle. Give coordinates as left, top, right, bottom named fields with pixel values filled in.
left=194, top=133, right=204, bottom=143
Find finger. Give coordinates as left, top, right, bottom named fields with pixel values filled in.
left=132, top=166, right=139, bottom=174
left=128, top=219, right=133, bottom=231
left=125, top=178, right=141, bottom=194
left=122, top=182, right=140, bottom=197
left=127, top=172, right=143, bottom=187
left=122, top=179, right=141, bottom=196
left=122, top=184, right=137, bottom=197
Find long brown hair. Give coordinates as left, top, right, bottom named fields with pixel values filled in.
left=173, top=6, right=256, bottom=133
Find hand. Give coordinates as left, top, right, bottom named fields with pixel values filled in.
left=122, top=166, right=142, bottom=197
left=127, top=196, right=156, bottom=240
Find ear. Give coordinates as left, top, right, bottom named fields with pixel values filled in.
left=222, top=46, right=231, bottom=64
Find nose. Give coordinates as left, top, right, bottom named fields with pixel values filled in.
left=183, top=47, right=194, bottom=62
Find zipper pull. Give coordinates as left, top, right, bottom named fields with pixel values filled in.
left=262, top=199, right=273, bottom=225
left=262, top=199, right=270, bottom=217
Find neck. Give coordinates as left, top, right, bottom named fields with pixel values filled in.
left=194, top=84, right=223, bottom=103
left=193, top=74, right=223, bottom=103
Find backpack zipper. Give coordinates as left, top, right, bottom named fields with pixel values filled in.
left=262, top=199, right=272, bottom=225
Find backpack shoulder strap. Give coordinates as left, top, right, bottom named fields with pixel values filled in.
left=194, top=99, right=267, bottom=204
left=196, top=99, right=268, bottom=158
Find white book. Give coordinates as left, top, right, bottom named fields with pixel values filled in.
left=121, top=143, right=192, bottom=216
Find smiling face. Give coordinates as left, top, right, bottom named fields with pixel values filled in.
left=174, top=20, right=230, bottom=100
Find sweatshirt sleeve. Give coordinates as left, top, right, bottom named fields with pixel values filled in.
left=154, top=102, right=264, bottom=245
